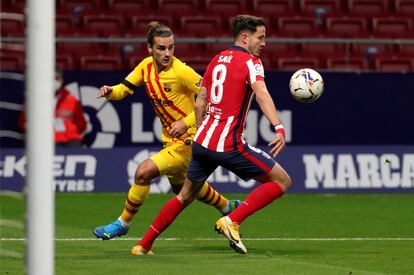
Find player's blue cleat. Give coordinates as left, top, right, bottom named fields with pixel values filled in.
left=223, top=199, right=242, bottom=215
left=93, top=220, right=129, bottom=240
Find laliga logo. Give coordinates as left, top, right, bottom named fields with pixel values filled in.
left=66, top=82, right=120, bottom=148
left=127, top=150, right=171, bottom=193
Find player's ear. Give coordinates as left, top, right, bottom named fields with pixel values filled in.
left=147, top=43, right=152, bottom=54
left=240, top=32, right=249, bottom=45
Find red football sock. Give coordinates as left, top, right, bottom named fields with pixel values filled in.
left=138, top=196, right=185, bottom=250
left=229, top=182, right=284, bottom=225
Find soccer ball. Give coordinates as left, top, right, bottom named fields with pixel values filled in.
left=289, top=68, right=324, bottom=103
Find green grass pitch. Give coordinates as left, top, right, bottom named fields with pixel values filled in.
left=1, top=193, right=414, bottom=274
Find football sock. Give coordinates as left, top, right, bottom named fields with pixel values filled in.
left=229, top=182, right=284, bottom=225
left=196, top=182, right=228, bottom=214
left=138, top=196, right=185, bottom=250
left=119, top=184, right=150, bottom=226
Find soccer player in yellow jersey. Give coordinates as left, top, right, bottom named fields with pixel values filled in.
left=93, top=22, right=240, bottom=240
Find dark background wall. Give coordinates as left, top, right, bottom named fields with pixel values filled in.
left=1, top=71, right=413, bottom=147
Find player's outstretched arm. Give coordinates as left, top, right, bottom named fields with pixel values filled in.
left=97, top=83, right=132, bottom=101
left=252, top=80, right=286, bottom=157
left=97, top=85, right=113, bottom=98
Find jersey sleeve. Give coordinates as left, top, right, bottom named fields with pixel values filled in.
left=106, top=59, right=145, bottom=101
left=176, top=59, right=203, bottom=95
left=246, top=57, right=265, bottom=85
left=125, top=60, right=145, bottom=88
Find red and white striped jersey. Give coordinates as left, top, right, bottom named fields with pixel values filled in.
left=194, top=46, right=265, bottom=152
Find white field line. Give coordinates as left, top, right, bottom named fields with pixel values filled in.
left=1, top=237, right=414, bottom=241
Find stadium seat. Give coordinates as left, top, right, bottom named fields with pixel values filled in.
left=0, top=54, right=24, bottom=70
left=347, top=0, right=389, bottom=15
left=262, top=44, right=299, bottom=66
left=277, top=57, right=320, bottom=71
left=375, top=56, right=413, bottom=72
left=179, top=16, right=224, bottom=36
left=58, top=0, right=104, bottom=13
left=372, top=18, right=413, bottom=37
left=394, top=0, right=414, bottom=16
left=300, top=0, right=343, bottom=14
left=278, top=17, right=319, bottom=36
left=156, top=0, right=200, bottom=13
left=203, top=42, right=233, bottom=57
left=174, top=43, right=207, bottom=57
left=252, top=0, right=294, bottom=16
left=128, top=53, right=151, bottom=69
left=120, top=43, right=149, bottom=66
left=83, top=15, right=125, bottom=36
left=351, top=43, right=395, bottom=55
left=57, top=41, right=102, bottom=60
left=0, top=12, right=25, bottom=37
left=263, top=43, right=299, bottom=56
left=204, top=0, right=248, bottom=15
left=130, top=15, right=174, bottom=34
left=80, top=55, right=122, bottom=70
left=56, top=54, right=76, bottom=70
left=180, top=56, right=211, bottom=71
left=326, top=57, right=368, bottom=71
left=0, top=44, right=25, bottom=70
left=0, top=0, right=25, bottom=13
left=398, top=44, right=414, bottom=55
left=326, top=17, right=368, bottom=37
left=108, top=0, right=152, bottom=15
left=56, top=15, right=78, bottom=35
left=300, top=43, right=346, bottom=58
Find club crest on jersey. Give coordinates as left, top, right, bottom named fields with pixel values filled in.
left=163, top=83, right=171, bottom=92
left=254, top=63, right=264, bottom=77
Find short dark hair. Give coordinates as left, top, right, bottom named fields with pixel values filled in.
left=146, top=21, right=173, bottom=46
left=231, top=15, right=266, bottom=38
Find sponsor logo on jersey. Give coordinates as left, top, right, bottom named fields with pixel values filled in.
left=150, top=97, right=174, bottom=107
left=254, top=63, right=264, bottom=77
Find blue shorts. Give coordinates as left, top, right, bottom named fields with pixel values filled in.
left=187, top=142, right=276, bottom=183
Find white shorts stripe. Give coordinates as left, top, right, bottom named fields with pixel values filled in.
left=216, top=116, right=234, bottom=152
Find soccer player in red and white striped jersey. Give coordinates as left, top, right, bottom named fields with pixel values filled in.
left=132, top=15, right=292, bottom=256
left=194, top=44, right=265, bottom=152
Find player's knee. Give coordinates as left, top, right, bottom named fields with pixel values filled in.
left=134, top=164, right=154, bottom=185
left=279, top=173, right=292, bottom=192
left=177, top=192, right=196, bottom=206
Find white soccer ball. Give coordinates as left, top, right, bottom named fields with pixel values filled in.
left=289, top=68, right=324, bottom=103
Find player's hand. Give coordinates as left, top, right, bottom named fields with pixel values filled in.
left=169, top=120, right=188, bottom=138
left=97, top=85, right=113, bottom=98
left=268, top=133, right=286, bottom=157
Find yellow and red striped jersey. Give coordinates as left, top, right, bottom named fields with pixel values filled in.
left=108, top=56, right=202, bottom=144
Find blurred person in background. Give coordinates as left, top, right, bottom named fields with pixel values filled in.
left=18, top=69, right=87, bottom=148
